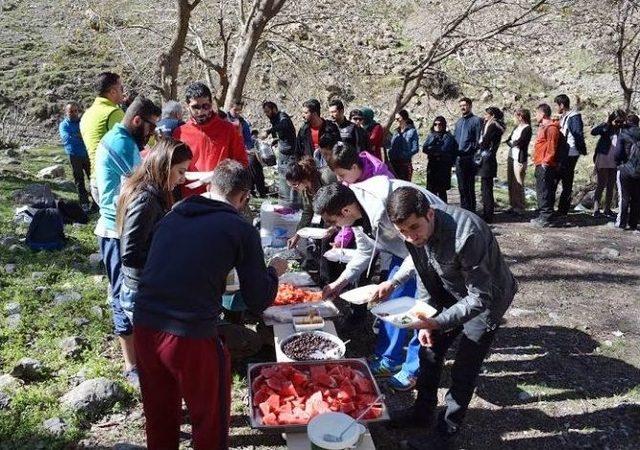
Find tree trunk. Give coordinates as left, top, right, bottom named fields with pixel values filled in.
left=159, top=0, right=200, bottom=101
left=223, top=0, right=286, bottom=110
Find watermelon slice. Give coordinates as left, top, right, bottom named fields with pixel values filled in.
left=262, top=412, right=278, bottom=425
left=261, top=366, right=280, bottom=378
left=309, top=365, right=327, bottom=379
left=353, top=374, right=375, bottom=393
left=337, top=381, right=356, bottom=400
left=253, top=386, right=274, bottom=406
left=266, top=375, right=287, bottom=392
left=315, top=373, right=337, bottom=388
left=279, top=380, right=298, bottom=398
left=251, top=374, right=265, bottom=392
left=339, top=401, right=356, bottom=414
left=258, top=401, right=271, bottom=417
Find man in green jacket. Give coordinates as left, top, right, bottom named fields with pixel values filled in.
left=80, top=72, right=125, bottom=201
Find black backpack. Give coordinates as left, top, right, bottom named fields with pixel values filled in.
left=25, top=207, right=66, bottom=251
left=625, top=143, right=640, bottom=178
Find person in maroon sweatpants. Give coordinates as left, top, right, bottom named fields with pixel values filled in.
left=132, top=160, right=286, bottom=450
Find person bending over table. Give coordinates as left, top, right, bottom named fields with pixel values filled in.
left=133, top=159, right=287, bottom=450
left=374, top=186, right=517, bottom=449
left=313, top=177, right=444, bottom=388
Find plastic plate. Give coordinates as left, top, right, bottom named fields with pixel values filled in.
left=370, top=297, right=437, bottom=328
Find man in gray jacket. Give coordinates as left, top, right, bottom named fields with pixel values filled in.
left=378, top=186, right=517, bottom=448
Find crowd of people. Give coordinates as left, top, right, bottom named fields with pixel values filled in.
left=56, top=70, right=640, bottom=449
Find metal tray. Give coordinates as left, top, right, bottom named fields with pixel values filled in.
left=246, top=358, right=389, bottom=432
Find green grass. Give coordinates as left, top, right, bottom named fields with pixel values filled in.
left=0, top=147, right=135, bottom=449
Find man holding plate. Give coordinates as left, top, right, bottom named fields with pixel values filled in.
left=375, top=186, right=517, bottom=449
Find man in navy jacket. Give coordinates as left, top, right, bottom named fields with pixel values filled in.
left=453, top=97, right=483, bottom=212
left=59, top=102, right=90, bottom=207
left=133, top=160, right=286, bottom=450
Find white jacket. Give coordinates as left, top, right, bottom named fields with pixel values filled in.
left=336, top=176, right=445, bottom=285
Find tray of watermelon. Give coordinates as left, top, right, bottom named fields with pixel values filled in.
left=248, top=359, right=388, bottom=432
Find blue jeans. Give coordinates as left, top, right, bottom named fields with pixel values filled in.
left=374, top=255, right=419, bottom=375
left=99, top=237, right=133, bottom=336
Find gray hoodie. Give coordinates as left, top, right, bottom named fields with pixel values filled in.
left=335, top=176, right=445, bottom=285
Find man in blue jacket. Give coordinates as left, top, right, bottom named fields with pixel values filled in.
left=59, top=102, right=90, bottom=208
left=555, top=94, right=587, bottom=216
left=95, top=95, right=161, bottom=387
left=454, top=97, right=483, bottom=212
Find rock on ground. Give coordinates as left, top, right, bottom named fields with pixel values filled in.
left=61, top=378, right=126, bottom=420
left=11, top=358, right=46, bottom=382
left=11, top=183, right=56, bottom=205
left=37, top=164, right=65, bottom=179
left=42, top=417, right=67, bottom=436
left=53, top=291, right=82, bottom=305
left=4, top=302, right=20, bottom=315
left=0, top=391, right=10, bottom=410
left=0, top=374, right=24, bottom=392
left=60, top=336, right=88, bottom=358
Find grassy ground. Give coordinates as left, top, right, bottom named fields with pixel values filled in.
left=1, top=147, right=639, bottom=449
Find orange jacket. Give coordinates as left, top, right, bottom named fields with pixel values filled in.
left=173, top=115, right=248, bottom=197
left=533, top=120, right=560, bottom=167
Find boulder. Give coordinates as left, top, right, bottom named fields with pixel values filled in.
left=53, top=291, right=82, bottom=305
left=5, top=314, right=21, bottom=329
left=0, top=374, right=23, bottom=392
left=42, top=417, right=67, bottom=436
left=11, top=358, right=47, bottom=382
left=37, top=165, right=65, bottom=179
left=60, top=378, right=125, bottom=419
left=0, top=391, right=10, bottom=410
left=3, top=264, right=16, bottom=274
left=56, top=180, right=76, bottom=191
left=11, top=184, right=56, bottom=205
left=4, top=302, right=21, bottom=315
left=59, top=336, right=88, bottom=358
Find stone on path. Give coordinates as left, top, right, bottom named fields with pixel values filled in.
left=37, top=164, right=65, bottom=179
left=61, top=378, right=125, bottom=420
left=60, top=336, right=88, bottom=358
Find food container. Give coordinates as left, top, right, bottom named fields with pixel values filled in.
left=293, top=315, right=325, bottom=332
left=279, top=271, right=316, bottom=287
left=247, top=359, right=389, bottom=432
left=308, top=412, right=366, bottom=449
left=339, top=285, right=378, bottom=305
left=279, top=331, right=346, bottom=361
left=370, top=297, right=438, bottom=328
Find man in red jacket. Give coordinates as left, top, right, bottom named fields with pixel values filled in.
left=531, top=103, right=561, bottom=227
left=173, top=82, right=247, bottom=197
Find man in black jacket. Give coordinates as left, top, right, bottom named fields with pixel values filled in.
left=378, top=186, right=517, bottom=449
left=615, top=114, right=640, bottom=229
left=133, top=160, right=287, bottom=450
left=329, top=99, right=370, bottom=152
left=263, top=101, right=299, bottom=206
left=555, top=94, right=587, bottom=215
left=296, top=98, right=340, bottom=159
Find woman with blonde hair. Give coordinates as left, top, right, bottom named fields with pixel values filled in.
left=116, top=138, right=193, bottom=327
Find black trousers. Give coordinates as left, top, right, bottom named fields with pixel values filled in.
left=248, top=152, right=268, bottom=197
left=617, top=171, right=640, bottom=229
left=557, top=155, right=579, bottom=215
left=456, top=157, right=476, bottom=212
left=480, top=177, right=494, bottom=223
left=69, top=155, right=90, bottom=204
left=535, top=165, right=558, bottom=223
left=415, top=320, right=497, bottom=433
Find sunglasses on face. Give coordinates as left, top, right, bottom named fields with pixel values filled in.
left=353, top=117, right=363, bottom=122
left=141, top=117, right=157, bottom=131
left=434, top=122, right=444, bottom=126
left=190, top=103, right=212, bottom=111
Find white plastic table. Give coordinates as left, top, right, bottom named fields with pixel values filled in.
left=272, top=321, right=376, bottom=449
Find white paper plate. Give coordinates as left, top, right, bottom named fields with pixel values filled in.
left=323, top=248, right=358, bottom=263
left=297, top=227, right=329, bottom=240
left=370, top=297, right=437, bottom=328
left=339, top=284, right=379, bottom=305
left=307, top=412, right=366, bottom=449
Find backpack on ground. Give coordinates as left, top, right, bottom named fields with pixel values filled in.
left=56, top=199, right=89, bottom=224
left=25, top=207, right=66, bottom=251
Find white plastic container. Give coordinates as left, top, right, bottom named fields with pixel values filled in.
left=307, top=412, right=366, bottom=449
left=260, top=201, right=301, bottom=248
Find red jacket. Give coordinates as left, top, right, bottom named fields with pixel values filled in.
left=173, top=115, right=248, bottom=197
left=533, top=120, right=560, bottom=167
left=368, top=123, right=384, bottom=160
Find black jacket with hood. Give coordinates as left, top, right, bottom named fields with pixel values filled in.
left=133, top=195, right=279, bottom=338
left=296, top=118, right=340, bottom=158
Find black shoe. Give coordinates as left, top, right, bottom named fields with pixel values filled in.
left=388, top=406, right=434, bottom=429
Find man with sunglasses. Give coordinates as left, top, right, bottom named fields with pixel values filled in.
left=173, top=82, right=248, bottom=197
left=94, top=95, right=161, bottom=387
